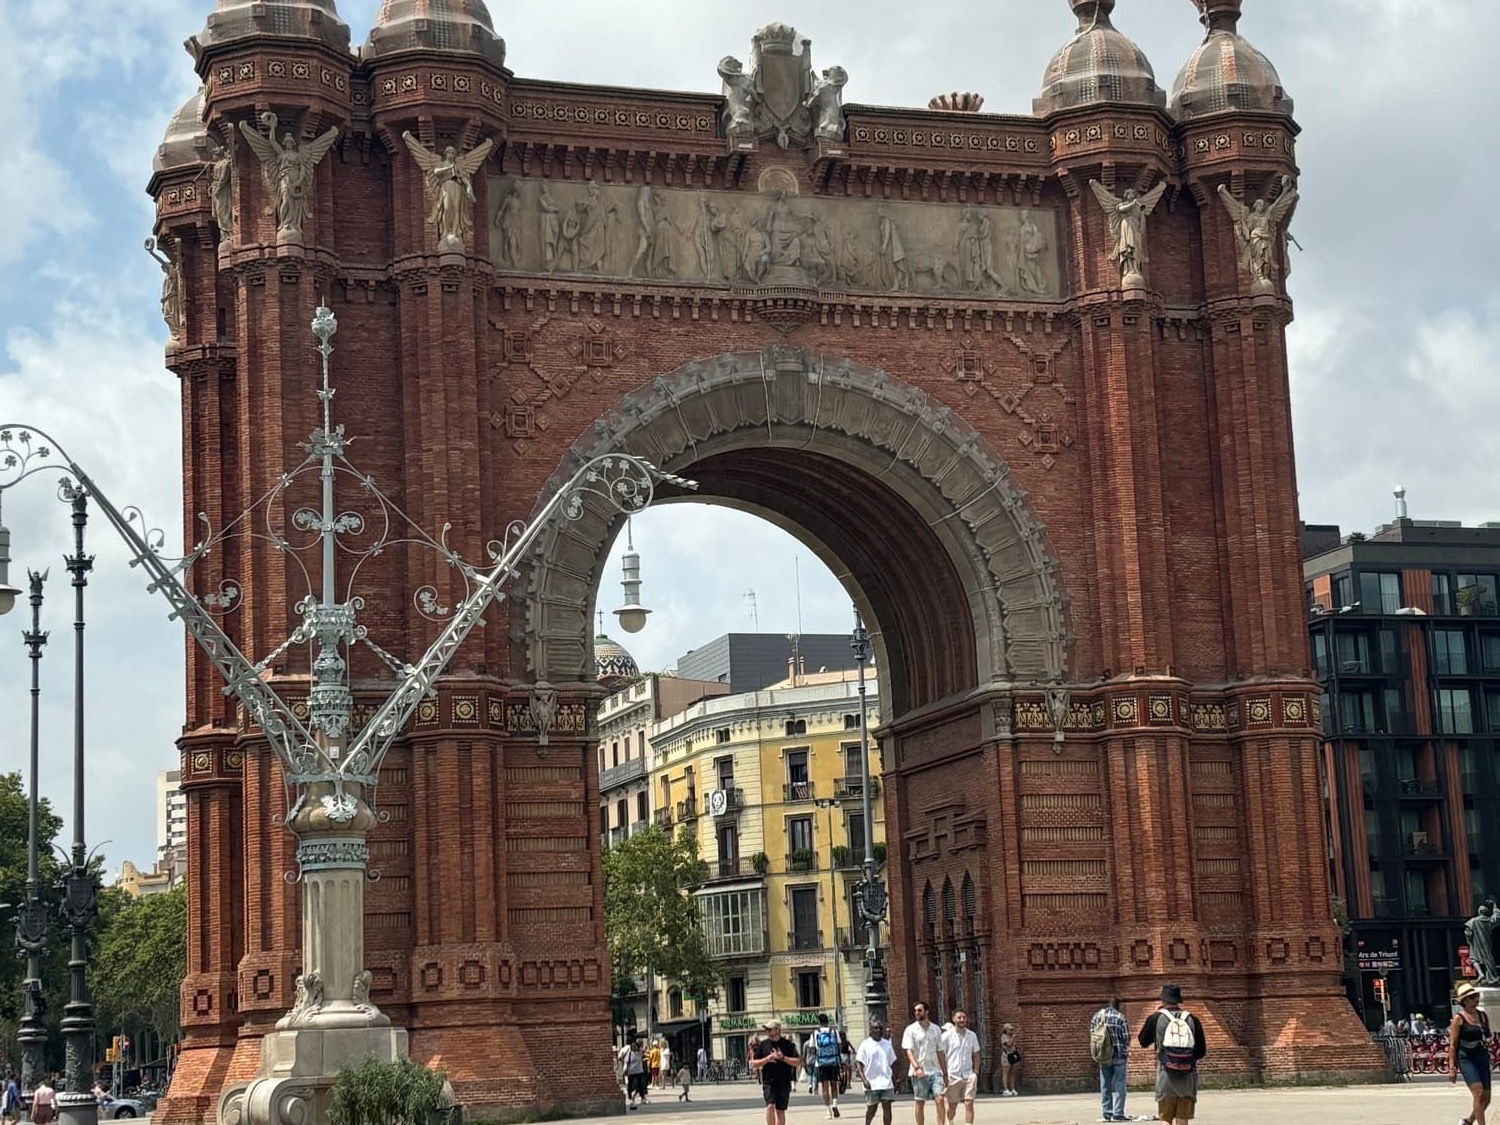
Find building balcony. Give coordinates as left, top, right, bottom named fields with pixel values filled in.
left=1396, top=778, right=1443, bottom=799
left=653, top=808, right=675, bottom=829
left=787, top=928, right=823, bottom=952
left=600, top=755, right=648, bottom=791
left=783, top=780, right=815, bottom=802
left=786, top=849, right=820, bottom=873
left=677, top=796, right=699, bottom=821
left=832, top=776, right=880, bottom=800
left=708, top=857, right=765, bottom=881
left=628, top=819, right=648, bottom=837
left=607, top=826, right=626, bottom=847
left=831, top=846, right=866, bottom=870
left=710, top=786, right=746, bottom=815
left=1403, top=834, right=1448, bottom=859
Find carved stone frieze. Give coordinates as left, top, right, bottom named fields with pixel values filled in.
left=487, top=176, right=1063, bottom=299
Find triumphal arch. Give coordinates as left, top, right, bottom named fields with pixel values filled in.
left=148, top=0, right=1383, bottom=1117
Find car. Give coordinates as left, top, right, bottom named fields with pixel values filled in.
left=97, top=1095, right=147, bottom=1119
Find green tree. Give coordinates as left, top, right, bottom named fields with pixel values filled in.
left=0, top=771, right=67, bottom=1072
left=602, top=826, right=719, bottom=1008
left=92, top=885, right=185, bottom=1048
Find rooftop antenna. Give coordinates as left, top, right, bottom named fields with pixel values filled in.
left=744, top=589, right=759, bottom=631
left=1394, top=486, right=1408, bottom=520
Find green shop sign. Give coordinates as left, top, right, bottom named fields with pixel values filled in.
left=719, top=1016, right=757, bottom=1030
left=781, top=1012, right=822, bottom=1026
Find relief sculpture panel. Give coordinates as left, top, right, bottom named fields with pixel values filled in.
left=487, top=176, right=1063, bottom=300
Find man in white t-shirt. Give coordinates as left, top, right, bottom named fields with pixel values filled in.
left=854, top=1019, right=898, bottom=1125
left=901, top=1002, right=947, bottom=1125
left=940, top=1011, right=980, bottom=1124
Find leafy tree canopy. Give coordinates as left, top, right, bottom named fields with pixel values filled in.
left=602, top=825, right=719, bottom=1001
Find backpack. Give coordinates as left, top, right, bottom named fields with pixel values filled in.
left=1089, top=1015, right=1115, bottom=1064
left=815, top=1027, right=840, bottom=1066
left=1159, top=1009, right=1196, bottom=1072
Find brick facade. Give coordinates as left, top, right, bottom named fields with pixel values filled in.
left=149, top=4, right=1383, bottom=1119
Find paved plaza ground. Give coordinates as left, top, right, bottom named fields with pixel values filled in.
left=562, top=1075, right=1462, bottom=1124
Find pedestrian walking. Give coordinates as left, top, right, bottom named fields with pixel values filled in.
left=999, top=1022, right=1021, bottom=1096
left=812, top=1013, right=845, bottom=1118
left=697, top=1045, right=709, bottom=1081
left=618, top=1036, right=648, bottom=1110
left=855, top=1019, right=898, bottom=1125
left=940, top=1010, right=980, bottom=1125
left=659, top=1040, right=673, bottom=1088
left=676, top=1061, right=693, bottom=1102
left=1449, top=980, right=1492, bottom=1125
left=1136, top=984, right=1207, bottom=1125
left=839, top=1030, right=856, bottom=1095
left=752, top=1020, right=800, bottom=1125
left=648, top=1040, right=661, bottom=1088
left=1089, top=996, right=1130, bottom=1122
left=901, top=1001, right=948, bottom=1125
left=30, top=1077, right=57, bottom=1125
left=1, top=1075, right=19, bottom=1125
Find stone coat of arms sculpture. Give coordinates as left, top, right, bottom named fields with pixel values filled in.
left=719, top=23, right=846, bottom=150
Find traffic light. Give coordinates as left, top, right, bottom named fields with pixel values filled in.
left=1372, top=978, right=1387, bottom=1006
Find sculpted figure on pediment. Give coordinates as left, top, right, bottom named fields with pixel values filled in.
left=493, top=180, right=521, bottom=267
left=145, top=237, right=182, bottom=338
left=1089, top=179, right=1167, bottom=288
left=539, top=182, right=562, bottom=272
left=1015, top=209, right=1049, bottom=296
left=630, top=186, right=676, bottom=280
left=573, top=181, right=618, bottom=274
left=238, top=111, right=338, bottom=244
left=402, top=132, right=494, bottom=254
left=717, top=24, right=845, bottom=150
left=876, top=211, right=911, bottom=291
left=1217, top=175, right=1298, bottom=295
left=209, top=142, right=234, bottom=238
left=958, top=207, right=1006, bottom=293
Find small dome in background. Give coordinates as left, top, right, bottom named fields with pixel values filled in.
left=594, top=634, right=640, bottom=688
left=1171, top=0, right=1293, bottom=121
left=928, top=92, right=985, bottom=113
left=153, top=88, right=211, bottom=174
left=1034, top=0, right=1165, bottom=116
left=364, top=0, right=506, bottom=68
left=195, top=0, right=351, bottom=54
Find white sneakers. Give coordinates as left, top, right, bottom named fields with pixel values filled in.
left=1001, top=1088, right=1020, bottom=1096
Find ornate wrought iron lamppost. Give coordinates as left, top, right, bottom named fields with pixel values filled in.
left=1, top=307, right=694, bottom=1125
left=15, top=569, right=50, bottom=1096
left=850, top=612, right=888, bottom=1033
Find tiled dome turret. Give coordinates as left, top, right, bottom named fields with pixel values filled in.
left=1034, top=0, right=1165, bottom=116
left=594, top=633, right=640, bottom=688
left=363, top=0, right=506, bottom=68
left=1171, top=0, right=1293, bottom=121
left=195, top=0, right=351, bottom=54
left=153, top=88, right=211, bottom=174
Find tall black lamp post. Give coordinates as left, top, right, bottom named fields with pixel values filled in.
left=56, top=485, right=98, bottom=1125
left=16, top=568, right=50, bottom=1094
left=850, top=612, right=888, bottom=1033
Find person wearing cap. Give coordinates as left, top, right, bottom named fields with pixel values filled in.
left=1136, top=984, right=1207, bottom=1125
left=1449, top=980, right=1492, bottom=1125
left=855, top=1019, right=898, bottom=1125
left=751, top=1019, right=801, bottom=1125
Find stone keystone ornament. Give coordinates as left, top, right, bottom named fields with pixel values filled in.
left=719, top=22, right=846, bottom=149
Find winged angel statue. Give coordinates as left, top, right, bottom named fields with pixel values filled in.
left=1217, top=175, right=1299, bottom=294
left=1088, top=180, right=1167, bottom=288
left=401, top=132, right=495, bottom=254
left=237, top=112, right=340, bottom=243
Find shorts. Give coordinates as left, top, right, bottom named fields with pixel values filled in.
left=945, top=1075, right=976, bottom=1103
left=1157, top=1094, right=1196, bottom=1120
left=911, top=1074, right=946, bottom=1101
left=1460, top=1048, right=1493, bottom=1089
left=627, top=1073, right=649, bottom=1098
left=864, top=1088, right=895, bottom=1105
left=762, top=1082, right=792, bottom=1110
left=817, top=1064, right=841, bottom=1082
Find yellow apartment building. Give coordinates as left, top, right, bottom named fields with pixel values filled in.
left=647, top=667, right=885, bottom=1061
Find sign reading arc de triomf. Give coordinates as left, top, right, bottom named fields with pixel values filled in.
left=147, top=0, right=1386, bottom=1118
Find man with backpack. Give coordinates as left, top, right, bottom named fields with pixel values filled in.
left=813, top=1013, right=844, bottom=1118
left=1089, top=996, right=1130, bottom=1122
left=1136, top=984, right=1207, bottom=1124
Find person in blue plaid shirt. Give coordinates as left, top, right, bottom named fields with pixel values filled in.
left=1089, top=997, right=1130, bottom=1122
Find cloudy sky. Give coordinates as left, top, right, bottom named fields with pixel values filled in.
left=0, top=0, right=1494, bottom=873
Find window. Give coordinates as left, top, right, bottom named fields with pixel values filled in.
left=1487, top=692, right=1500, bottom=733
left=715, top=756, right=735, bottom=790
left=843, top=713, right=861, bottom=730
left=1378, top=629, right=1400, bottom=673
left=700, top=889, right=767, bottom=957
left=846, top=812, right=867, bottom=866
left=716, top=727, right=731, bottom=744
left=1434, top=629, right=1469, bottom=675
left=1461, top=747, right=1479, bottom=794
left=668, top=988, right=683, bottom=1019
left=726, top=975, right=747, bottom=1013
left=1482, top=634, right=1500, bottom=672
left=841, top=743, right=864, bottom=779
left=1404, top=869, right=1429, bottom=915
left=617, top=798, right=628, bottom=829
left=717, top=824, right=740, bottom=875
left=1338, top=690, right=1377, bottom=734
left=1360, top=572, right=1402, bottom=615
left=600, top=807, right=608, bottom=836
left=1467, top=806, right=1483, bottom=854
left=1434, top=573, right=1455, bottom=615
left=790, top=886, right=820, bottom=950
left=1312, top=633, right=1331, bottom=679
left=1437, top=688, right=1475, bottom=734
left=796, top=970, right=822, bottom=1010
left=785, top=718, right=807, bottom=736
left=1358, top=746, right=1377, bottom=793
left=612, top=740, right=620, bottom=768
left=638, top=730, right=645, bottom=757
left=1335, top=632, right=1371, bottom=673
left=635, top=791, right=648, bottom=824
left=786, top=749, right=811, bottom=800
left=1458, top=575, right=1500, bottom=615
left=788, top=816, right=814, bottom=859
left=1383, top=688, right=1407, bottom=733
left=1333, top=573, right=1354, bottom=609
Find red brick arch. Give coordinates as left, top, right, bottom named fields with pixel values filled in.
left=517, top=346, right=1070, bottom=715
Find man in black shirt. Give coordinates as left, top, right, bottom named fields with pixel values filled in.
left=752, top=1019, right=800, bottom=1125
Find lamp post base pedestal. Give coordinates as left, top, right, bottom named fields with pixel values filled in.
left=57, top=1092, right=99, bottom=1125
left=219, top=1024, right=409, bottom=1125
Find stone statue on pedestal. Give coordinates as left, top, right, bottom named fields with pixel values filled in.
left=401, top=132, right=495, bottom=255
left=1088, top=180, right=1167, bottom=289
left=1217, top=175, right=1299, bottom=295
left=237, top=112, right=339, bottom=244
left=1466, top=900, right=1499, bottom=986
